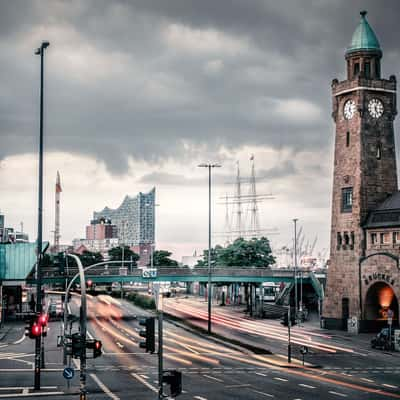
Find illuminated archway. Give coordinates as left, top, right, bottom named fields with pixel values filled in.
left=364, top=282, right=398, bottom=321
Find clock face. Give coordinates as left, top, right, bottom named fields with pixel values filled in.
left=344, top=100, right=356, bottom=120
left=368, top=98, right=384, bottom=119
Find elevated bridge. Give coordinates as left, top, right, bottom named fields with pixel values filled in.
left=27, top=265, right=326, bottom=299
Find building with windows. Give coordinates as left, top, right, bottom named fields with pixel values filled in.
left=323, top=11, right=399, bottom=332
left=93, top=187, right=155, bottom=251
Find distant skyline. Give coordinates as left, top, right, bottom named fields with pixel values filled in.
left=1, top=1, right=400, bottom=260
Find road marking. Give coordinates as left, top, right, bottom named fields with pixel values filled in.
left=90, top=373, right=120, bottom=400
left=203, top=374, right=224, bottom=382
left=0, top=392, right=64, bottom=398
left=194, top=396, right=208, bottom=400
left=329, top=391, right=348, bottom=397
left=131, top=373, right=158, bottom=393
left=255, top=372, right=267, bottom=377
left=383, top=384, right=398, bottom=389
left=22, top=388, right=29, bottom=395
left=12, top=333, right=26, bottom=345
left=273, top=377, right=288, bottom=382
left=225, top=384, right=251, bottom=388
left=299, top=384, right=315, bottom=389
left=361, top=378, right=374, bottom=383
left=250, top=389, right=274, bottom=397
left=139, top=374, right=149, bottom=379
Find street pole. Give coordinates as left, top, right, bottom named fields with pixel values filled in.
left=287, top=307, right=292, bottom=363
left=198, top=163, right=221, bottom=334
left=293, top=218, right=298, bottom=318
left=64, top=255, right=87, bottom=400
left=158, top=293, right=164, bottom=400
left=34, top=40, right=50, bottom=391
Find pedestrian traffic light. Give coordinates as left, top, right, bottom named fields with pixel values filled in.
left=139, top=317, right=155, bottom=353
left=86, top=339, right=102, bottom=358
left=163, top=370, right=182, bottom=397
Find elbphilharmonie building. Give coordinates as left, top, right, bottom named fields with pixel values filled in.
left=94, top=188, right=155, bottom=246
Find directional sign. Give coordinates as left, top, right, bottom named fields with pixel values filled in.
left=63, top=367, right=74, bottom=380
left=142, top=268, right=157, bottom=279
left=300, top=346, right=308, bottom=355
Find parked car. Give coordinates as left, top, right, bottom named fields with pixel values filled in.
left=371, top=327, right=395, bottom=350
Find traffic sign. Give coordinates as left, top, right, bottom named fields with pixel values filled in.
left=300, top=346, right=308, bottom=355
left=388, top=317, right=393, bottom=326
left=142, top=268, right=157, bottom=278
left=63, top=367, right=74, bottom=380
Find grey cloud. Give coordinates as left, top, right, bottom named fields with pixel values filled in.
left=0, top=0, right=399, bottom=174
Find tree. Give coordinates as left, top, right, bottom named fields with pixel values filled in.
left=75, top=250, right=104, bottom=267
left=108, top=246, right=139, bottom=266
left=149, top=250, right=179, bottom=267
left=196, top=237, right=275, bottom=268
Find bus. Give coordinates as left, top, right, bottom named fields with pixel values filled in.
left=262, top=282, right=280, bottom=302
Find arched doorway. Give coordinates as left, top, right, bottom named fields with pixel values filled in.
left=364, top=282, right=398, bottom=322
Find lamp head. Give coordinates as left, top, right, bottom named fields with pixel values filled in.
left=34, top=48, right=41, bottom=55
left=41, top=41, right=50, bottom=49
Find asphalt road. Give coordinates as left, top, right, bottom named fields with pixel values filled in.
left=0, top=293, right=399, bottom=399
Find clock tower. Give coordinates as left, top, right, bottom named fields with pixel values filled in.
left=323, top=11, right=398, bottom=330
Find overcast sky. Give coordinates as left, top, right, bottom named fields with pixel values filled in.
left=1, top=0, right=400, bottom=261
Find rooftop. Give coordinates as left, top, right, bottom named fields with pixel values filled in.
left=346, top=11, right=381, bottom=55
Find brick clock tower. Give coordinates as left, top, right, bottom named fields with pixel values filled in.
left=323, top=11, right=398, bottom=330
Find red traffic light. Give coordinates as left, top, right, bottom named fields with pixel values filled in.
left=94, top=340, right=102, bottom=350
left=87, top=280, right=93, bottom=287
left=38, top=313, right=48, bottom=326
left=31, top=323, right=42, bottom=337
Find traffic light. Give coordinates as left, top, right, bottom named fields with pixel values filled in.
left=139, top=317, right=155, bottom=353
left=163, top=370, right=182, bottom=397
left=280, top=311, right=297, bottom=327
left=71, top=332, right=83, bottom=358
left=280, top=313, right=289, bottom=326
left=86, top=339, right=102, bottom=358
left=30, top=322, right=42, bottom=339
left=54, top=252, right=66, bottom=274
left=38, top=313, right=49, bottom=337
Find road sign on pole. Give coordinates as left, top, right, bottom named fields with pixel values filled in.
left=63, top=367, right=74, bottom=380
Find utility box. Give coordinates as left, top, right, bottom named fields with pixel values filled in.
left=394, top=330, right=400, bottom=352
left=347, top=316, right=359, bottom=334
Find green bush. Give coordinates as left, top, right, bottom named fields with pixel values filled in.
left=113, top=290, right=155, bottom=310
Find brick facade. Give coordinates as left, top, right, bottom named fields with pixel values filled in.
left=323, top=22, right=399, bottom=330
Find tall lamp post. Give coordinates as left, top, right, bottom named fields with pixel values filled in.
left=293, top=218, right=298, bottom=318
left=34, top=40, right=50, bottom=391
left=198, top=163, right=221, bottom=334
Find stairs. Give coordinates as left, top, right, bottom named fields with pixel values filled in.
left=262, top=303, right=287, bottom=319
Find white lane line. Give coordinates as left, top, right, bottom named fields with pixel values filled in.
left=22, top=388, right=29, bottom=395
left=273, top=377, right=288, bottom=382
left=250, top=389, right=274, bottom=398
left=254, top=372, right=267, bottom=377
left=131, top=373, right=158, bottom=393
left=329, top=391, right=348, bottom=397
left=299, top=384, right=315, bottom=389
left=12, top=333, right=26, bottom=345
left=383, top=384, right=398, bottom=389
left=0, top=392, right=64, bottom=398
left=203, top=374, right=223, bottom=383
left=139, top=374, right=149, bottom=379
left=194, top=396, right=208, bottom=400
left=89, top=373, right=120, bottom=400
left=0, top=387, right=57, bottom=391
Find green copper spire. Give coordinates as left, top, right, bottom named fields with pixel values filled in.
left=346, top=11, right=381, bottom=55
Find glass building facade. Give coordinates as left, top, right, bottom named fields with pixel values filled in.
left=93, top=188, right=155, bottom=246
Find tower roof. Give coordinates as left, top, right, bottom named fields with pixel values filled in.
left=346, top=11, right=381, bottom=55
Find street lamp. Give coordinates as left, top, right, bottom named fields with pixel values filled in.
left=293, top=218, right=298, bottom=318
left=34, top=40, right=50, bottom=391
left=198, top=163, right=221, bottom=334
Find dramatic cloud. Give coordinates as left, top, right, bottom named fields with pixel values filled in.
left=1, top=0, right=399, bottom=259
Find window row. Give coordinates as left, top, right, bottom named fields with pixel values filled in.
left=370, top=231, right=400, bottom=246
left=337, top=231, right=355, bottom=250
